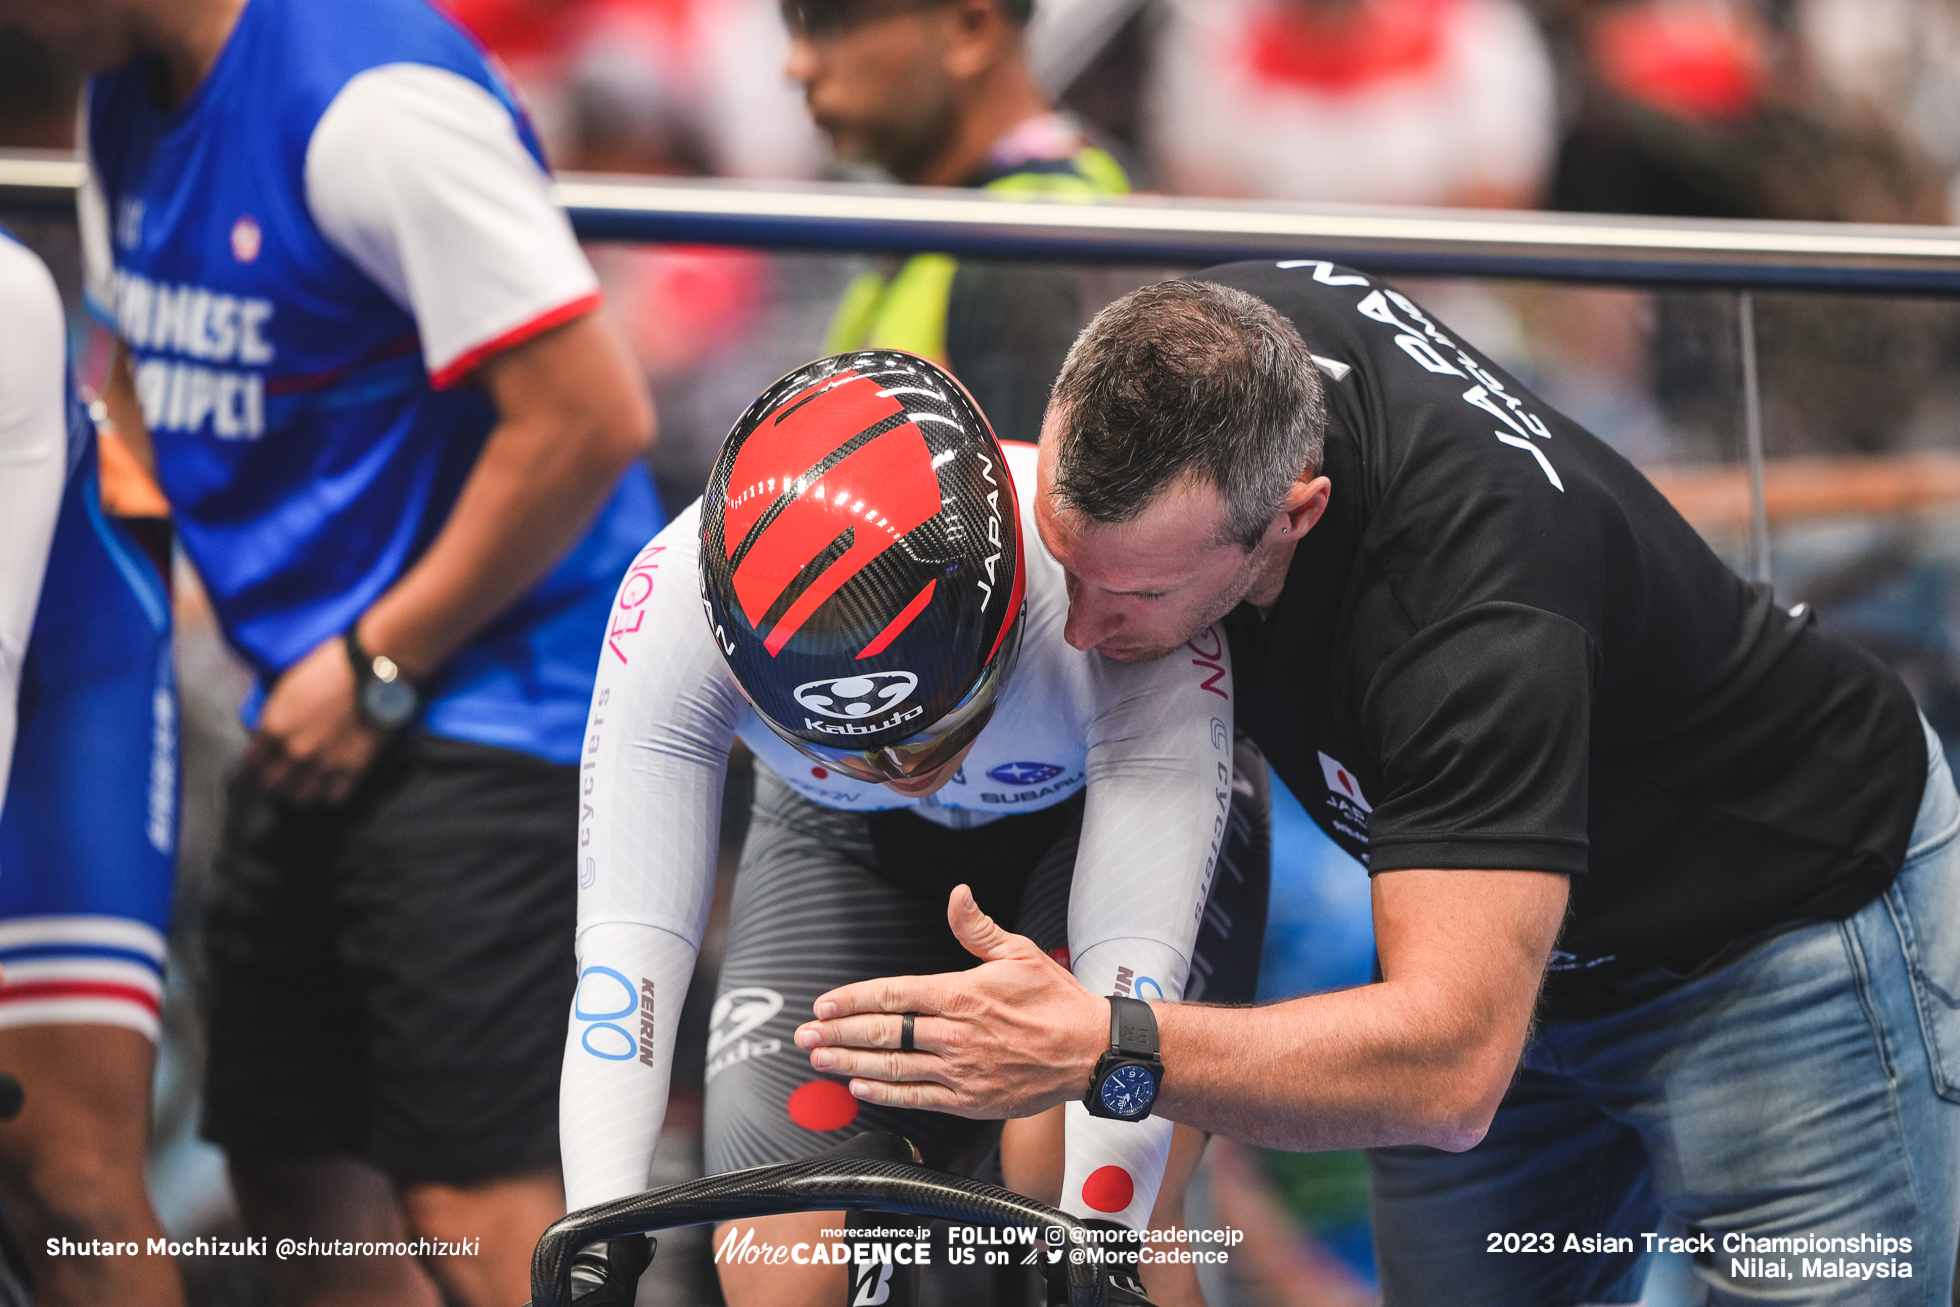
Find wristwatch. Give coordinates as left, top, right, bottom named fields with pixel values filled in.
left=345, top=626, right=421, bottom=731
left=1083, top=995, right=1164, bottom=1122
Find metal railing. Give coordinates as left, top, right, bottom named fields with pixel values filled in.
left=10, top=149, right=1960, bottom=293
left=13, top=147, right=1960, bottom=585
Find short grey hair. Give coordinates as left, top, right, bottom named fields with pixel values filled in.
left=1048, top=280, right=1326, bottom=550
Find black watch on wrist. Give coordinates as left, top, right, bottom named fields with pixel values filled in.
left=345, top=627, right=421, bottom=731
left=1083, top=995, right=1164, bottom=1122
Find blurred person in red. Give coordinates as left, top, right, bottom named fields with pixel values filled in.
left=1544, top=0, right=1949, bottom=480
left=1548, top=0, right=1944, bottom=222
left=1143, top=0, right=1557, bottom=207
left=442, top=0, right=823, bottom=177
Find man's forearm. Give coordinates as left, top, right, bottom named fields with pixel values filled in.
left=1150, top=978, right=1525, bottom=1153
left=800, top=871, right=1562, bottom=1150
left=357, top=409, right=637, bottom=678
left=359, top=312, right=653, bottom=679
left=1146, top=869, right=1562, bottom=1152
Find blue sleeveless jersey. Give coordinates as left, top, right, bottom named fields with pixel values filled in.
left=85, top=0, right=661, bottom=764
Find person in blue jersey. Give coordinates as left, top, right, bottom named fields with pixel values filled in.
left=0, top=229, right=182, bottom=1307
left=0, top=0, right=662, bottom=1303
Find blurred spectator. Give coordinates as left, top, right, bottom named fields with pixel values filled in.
left=441, top=0, right=824, bottom=177
left=789, top=0, right=1129, bottom=445
left=1549, top=0, right=1947, bottom=222
left=1143, top=0, right=1558, bottom=207
left=1796, top=0, right=1960, bottom=218
left=1519, top=0, right=1958, bottom=516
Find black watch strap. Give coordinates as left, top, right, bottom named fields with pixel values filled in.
left=1084, top=996, right=1164, bottom=1121
left=344, top=626, right=420, bottom=730
left=1108, top=995, right=1158, bottom=1058
left=345, top=625, right=378, bottom=675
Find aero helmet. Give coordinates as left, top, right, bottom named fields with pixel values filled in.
left=700, top=351, right=1026, bottom=783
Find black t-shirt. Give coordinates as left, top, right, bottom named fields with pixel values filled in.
left=1205, top=260, right=1926, bottom=1019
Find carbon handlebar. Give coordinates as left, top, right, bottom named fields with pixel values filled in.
left=529, top=1151, right=1121, bottom=1307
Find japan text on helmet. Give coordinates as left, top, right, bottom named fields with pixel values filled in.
left=700, top=351, right=1026, bottom=783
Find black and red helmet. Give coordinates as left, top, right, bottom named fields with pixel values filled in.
left=700, top=351, right=1027, bottom=783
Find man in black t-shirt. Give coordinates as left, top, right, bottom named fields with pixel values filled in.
left=794, top=264, right=1960, bottom=1304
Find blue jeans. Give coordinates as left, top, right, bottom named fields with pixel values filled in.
left=1369, top=718, right=1960, bottom=1306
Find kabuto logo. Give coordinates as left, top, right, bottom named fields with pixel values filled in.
left=795, top=671, right=918, bottom=721
left=707, top=986, right=785, bottom=1082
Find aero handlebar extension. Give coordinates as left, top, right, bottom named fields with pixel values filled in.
left=528, top=1144, right=1132, bottom=1307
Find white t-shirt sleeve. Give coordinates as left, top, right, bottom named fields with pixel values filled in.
left=304, top=63, right=601, bottom=388
left=0, top=240, right=71, bottom=809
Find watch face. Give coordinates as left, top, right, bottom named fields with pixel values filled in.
left=362, top=677, right=419, bottom=729
left=1098, top=1063, right=1158, bottom=1119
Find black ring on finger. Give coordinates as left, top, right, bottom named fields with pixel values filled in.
left=900, top=1012, right=918, bottom=1054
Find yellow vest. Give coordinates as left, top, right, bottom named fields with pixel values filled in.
left=822, top=146, right=1130, bottom=364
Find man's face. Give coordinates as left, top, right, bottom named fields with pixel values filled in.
left=782, top=0, right=960, bottom=178
left=1033, top=429, right=1278, bottom=663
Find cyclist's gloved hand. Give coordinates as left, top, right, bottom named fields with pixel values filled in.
left=567, top=1234, right=654, bottom=1305
left=1103, top=1268, right=1158, bottom=1306
left=1071, top=1220, right=1158, bottom=1307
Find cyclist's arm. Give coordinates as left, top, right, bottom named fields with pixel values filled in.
left=0, top=240, right=70, bottom=809
left=560, top=505, right=743, bottom=1210
left=1053, top=624, right=1237, bottom=1230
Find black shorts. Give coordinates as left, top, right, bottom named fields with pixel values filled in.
left=702, top=736, right=1270, bottom=1176
left=200, top=734, right=577, bottom=1186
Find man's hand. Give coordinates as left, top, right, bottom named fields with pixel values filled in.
left=247, top=634, right=386, bottom=807
left=794, top=885, right=1108, bottom=1117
